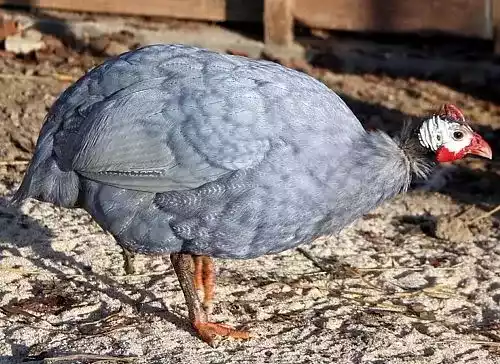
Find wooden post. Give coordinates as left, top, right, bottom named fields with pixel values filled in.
left=493, top=0, right=500, bottom=54
left=264, top=0, right=294, bottom=47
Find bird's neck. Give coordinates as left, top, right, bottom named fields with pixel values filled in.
left=319, top=129, right=424, bottom=234
left=306, top=122, right=437, bottom=236
left=394, top=119, right=436, bottom=179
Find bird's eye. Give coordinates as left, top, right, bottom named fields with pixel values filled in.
left=453, top=131, right=464, bottom=140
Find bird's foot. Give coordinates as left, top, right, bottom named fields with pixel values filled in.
left=171, top=253, right=253, bottom=345
left=193, top=320, right=252, bottom=346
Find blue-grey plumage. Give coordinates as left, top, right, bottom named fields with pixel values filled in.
left=12, top=44, right=414, bottom=259
left=12, top=44, right=493, bottom=344
left=10, top=44, right=418, bottom=259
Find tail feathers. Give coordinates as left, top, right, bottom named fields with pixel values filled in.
left=9, top=180, right=29, bottom=207
left=10, top=159, right=35, bottom=207
left=10, top=157, right=80, bottom=208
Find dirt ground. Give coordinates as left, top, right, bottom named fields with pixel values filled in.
left=1, top=10, right=500, bottom=364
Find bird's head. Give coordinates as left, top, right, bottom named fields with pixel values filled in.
left=417, top=104, right=492, bottom=163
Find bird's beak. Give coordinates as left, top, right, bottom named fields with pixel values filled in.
left=467, top=133, right=493, bottom=160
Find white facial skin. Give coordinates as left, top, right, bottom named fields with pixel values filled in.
left=418, top=116, right=473, bottom=153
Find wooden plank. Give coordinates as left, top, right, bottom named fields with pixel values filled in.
left=264, top=0, right=294, bottom=46
left=294, top=0, right=491, bottom=39
left=0, top=0, right=263, bottom=22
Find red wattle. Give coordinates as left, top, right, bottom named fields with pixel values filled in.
left=435, top=146, right=465, bottom=162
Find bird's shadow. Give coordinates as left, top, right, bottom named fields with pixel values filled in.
left=0, top=195, right=190, bottom=361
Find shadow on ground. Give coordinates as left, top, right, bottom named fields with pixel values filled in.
left=298, top=21, right=500, bottom=104
left=0, top=195, right=188, bottom=361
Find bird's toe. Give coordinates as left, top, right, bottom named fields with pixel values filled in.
left=193, top=321, right=252, bottom=345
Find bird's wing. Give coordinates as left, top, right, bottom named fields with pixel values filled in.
left=49, top=44, right=364, bottom=193
left=51, top=78, right=272, bottom=192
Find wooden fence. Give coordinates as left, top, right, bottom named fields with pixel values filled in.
left=1, top=0, right=499, bottom=50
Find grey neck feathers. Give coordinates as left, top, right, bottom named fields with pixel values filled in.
left=320, top=123, right=435, bottom=233
left=393, top=119, right=435, bottom=180
left=321, top=130, right=416, bottom=232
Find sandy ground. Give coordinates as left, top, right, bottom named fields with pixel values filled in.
left=1, top=10, right=500, bottom=364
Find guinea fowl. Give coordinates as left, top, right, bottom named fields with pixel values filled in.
left=11, top=44, right=492, bottom=345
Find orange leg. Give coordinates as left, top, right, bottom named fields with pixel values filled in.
left=171, top=253, right=251, bottom=346
left=193, top=256, right=204, bottom=290
left=193, top=255, right=216, bottom=314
